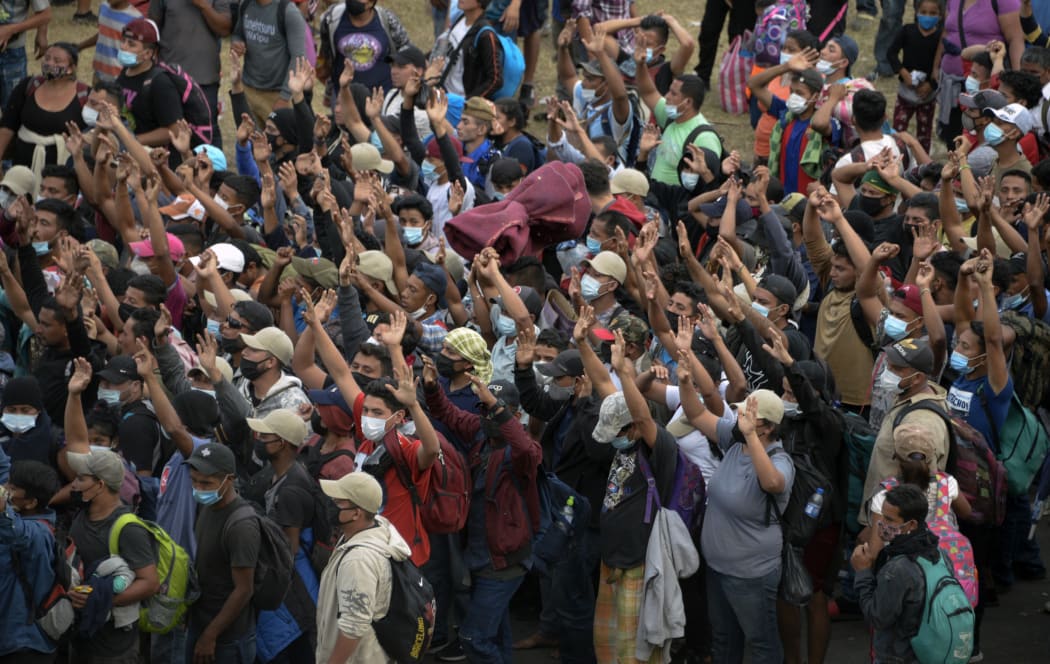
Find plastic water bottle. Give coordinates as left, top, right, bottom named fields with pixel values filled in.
left=804, top=488, right=825, bottom=519
left=556, top=497, right=575, bottom=533
left=113, top=575, right=128, bottom=593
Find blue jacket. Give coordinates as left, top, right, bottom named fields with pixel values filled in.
left=0, top=506, right=58, bottom=655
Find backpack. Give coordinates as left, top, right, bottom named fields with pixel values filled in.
left=108, top=513, right=198, bottom=634
left=474, top=25, right=524, bottom=100
left=300, top=440, right=357, bottom=479
left=910, top=552, right=976, bottom=664
left=978, top=388, right=1050, bottom=495
left=339, top=546, right=436, bottom=662
left=600, top=90, right=647, bottom=165
left=145, top=63, right=213, bottom=145
left=12, top=526, right=83, bottom=642
left=637, top=447, right=706, bottom=538
left=767, top=445, right=833, bottom=547
left=893, top=401, right=1007, bottom=527
left=839, top=410, right=877, bottom=535
left=751, top=0, right=808, bottom=67
left=1000, top=310, right=1050, bottom=412
left=223, top=502, right=294, bottom=611
left=880, top=473, right=979, bottom=607
left=527, top=468, right=591, bottom=576
left=386, top=430, right=471, bottom=536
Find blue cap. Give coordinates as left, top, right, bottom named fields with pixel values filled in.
left=195, top=144, right=227, bottom=172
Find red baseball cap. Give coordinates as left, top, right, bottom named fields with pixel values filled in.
left=123, top=18, right=160, bottom=45
left=893, top=284, right=923, bottom=316
left=425, top=135, right=473, bottom=163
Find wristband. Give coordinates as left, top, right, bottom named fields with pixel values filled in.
left=959, top=164, right=971, bottom=171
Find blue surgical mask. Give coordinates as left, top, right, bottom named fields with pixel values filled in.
left=1002, top=288, right=1028, bottom=310
left=192, top=478, right=227, bottom=506
left=883, top=314, right=910, bottom=341
left=98, top=388, right=123, bottom=407
left=983, top=123, right=1005, bottom=147
left=782, top=400, right=801, bottom=418
left=89, top=445, right=111, bottom=454
left=2, top=412, right=36, bottom=433
left=955, top=197, right=970, bottom=214
left=917, top=14, right=939, bottom=30
left=579, top=87, right=596, bottom=104
left=645, top=48, right=654, bottom=61
left=751, top=301, right=770, bottom=317
left=665, top=103, right=680, bottom=121
left=950, top=350, right=974, bottom=375
left=779, top=51, right=793, bottom=66
left=206, top=319, right=221, bottom=336
left=369, top=130, right=384, bottom=154
left=403, top=226, right=424, bottom=245
left=580, top=274, right=604, bottom=301
left=117, top=49, right=138, bottom=67
left=964, top=75, right=980, bottom=95
left=32, top=241, right=49, bottom=256
left=585, top=236, right=602, bottom=253
left=681, top=172, right=700, bottom=189
left=421, top=161, right=438, bottom=187
left=495, top=314, right=517, bottom=337
left=610, top=435, right=633, bottom=450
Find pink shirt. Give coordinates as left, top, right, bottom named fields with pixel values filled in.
left=942, top=0, right=1020, bottom=76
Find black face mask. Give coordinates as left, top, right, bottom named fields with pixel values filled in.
left=220, top=335, right=246, bottom=354
left=346, top=0, right=368, bottom=15
left=435, top=354, right=459, bottom=378
left=352, top=371, right=373, bottom=389
left=665, top=311, right=680, bottom=333
left=857, top=194, right=887, bottom=217
left=254, top=439, right=275, bottom=461
left=118, top=302, right=138, bottom=323
left=239, top=357, right=268, bottom=381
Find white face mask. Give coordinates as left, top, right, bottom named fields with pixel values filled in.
left=360, top=414, right=391, bottom=442
left=782, top=400, right=801, bottom=418
left=816, top=59, right=836, bottom=75
left=397, top=420, right=416, bottom=436
left=409, top=305, right=428, bottom=320
left=129, top=257, right=151, bottom=276
left=785, top=93, right=810, bottom=115
left=214, top=194, right=230, bottom=210
left=81, top=105, right=99, bottom=128
left=580, top=87, right=596, bottom=103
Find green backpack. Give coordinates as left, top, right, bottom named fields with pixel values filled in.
left=910, top=553, right=975, bottom=664
left=108, top=513, right=198, bottom=634
left=980, top=390, right=1050, bottom=495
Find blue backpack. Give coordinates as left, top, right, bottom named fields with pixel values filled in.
left=474, top=25, right=524, bottom=100
left=911, top=553, right=975, bottom=664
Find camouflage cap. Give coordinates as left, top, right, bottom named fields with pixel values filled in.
left=611, top=314, right=649, bottom=345
left=592, top=392, right=633, bottom=443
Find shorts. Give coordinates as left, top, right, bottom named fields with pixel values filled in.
left=486, top=0, right=549, bottom=37
left=802, top=522, right=842, bottom=594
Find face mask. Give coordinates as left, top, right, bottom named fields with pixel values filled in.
left=369, top=130, right=384, bottom=154
left=360, top=414, right=391, bottom=442
left=238, top=357, right=269, bottom=381
left=1002, top=289, right=1028, bottom=310
left=964, top=75, right=980, bottom=95
left=129, top=256, right=151, bottom=276
left=267, top=133, right=280, bottom=151
left=816, top=59, right=836, bottom=75
left=782, top=400, right=801, bottom=418
left=192, top=478, right=227, bottom=506
left=254, top=439, right=276, bottom=461
left=0, top=190, right=11, bottom=210
left=610, top=435, right=634, bottom=450
left=950, top=350, right=975, bottom=375
left=917, top=14, right=939, bottom=30
left=954, top=197, right=970, bottom=214
left=877, top=519, right=905, bottom=543
left=534, top=364, right=554, bottom=386
left=490, top=306, right=517, bottom=337
left=858, top=194, right=887, bottom=216
left=118, top=302, right=139, bottom=322
left=751, top=301, right=770, bottom=317
left=547, top=381, right=574, bottom=401
left=785, top=92, right=810, bottom=115
left=883, top=315, right=911, bottom=341
left=97, top=388, right=123, bottom=407
left=435, top=353, right=459, bottom=378
left=206, top=319, right=221, bottom=337
left=220, top=335, right=246, bottom=354
left=42, top=64, right=68, bottom=80
left=403, top=226, right=424, bottom=246
left=878, top=368, right=903, bottom=392
left=585, top=236, right=602, bottom=254
left=645, top=48, right=654, bottom=62
left=421, top=161, right=439, bottom=187
left=580, top=274, right=604, bottom=302
left=681, top=172, right=700, bottom=189
left=665, top=104, right=680, bottom=121
left=409, top=305, right=428, bottom=319
left=397, top=420, right=416, bottom=436
left=192, top=387, right=217, bottom=399
left=983, top=123, right=1005, bottom=146
left=779, top=51, right=793, bottom=66
left=79, top=105, right=99, bottom=128
left=69, top=484, right=97, bottom=507
left=214, top=194, right=230, bottom=210
left=117, top=49, right=138, bottom=67
left=579, top=87, right=596, bottom=104
left=32, top=241, right=49, bottom=256
left=2, top=412, right=36, bottom=433
left=347, top=0, right=368, bottom=15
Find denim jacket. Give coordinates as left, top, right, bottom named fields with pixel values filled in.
left=0, top=506, right=58, bottom=655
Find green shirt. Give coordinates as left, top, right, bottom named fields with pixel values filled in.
left=650, top=98, right=723, bottom=186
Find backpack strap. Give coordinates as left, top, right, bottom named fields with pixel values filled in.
left=221, top=503, right=259, bottom=554
left=849, top=296, right=878, bottom=359
left=763, top=447, right=786, bottom=527
left=383, top=431, right=425, bottom=546
left=437, top=14, right=469, bottom=88
left=636, top=449, right=660, bottom=525
left=107, top=512, right=142, bottom=555
left=24, top=76, right=45, bottom=100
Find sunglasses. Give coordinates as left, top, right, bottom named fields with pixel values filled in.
left=226, top=316, right=244, bottom=330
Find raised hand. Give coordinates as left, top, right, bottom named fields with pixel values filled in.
left=386, top=362, right=418, bottom=407
left=339, top=57, right=355, bottom=89
left=515, top=324, right=537, bottom=366
left=910, top=222, right=942, bottom=261
left=1023, top=192, right=1050, bottom=230
left=278, top=161, right=298, bottom=199
left=737, top=395, right=758, bottom=436
left=761, top=333, right=793, bottom=366
left=236, top=113, right=255, bottom=146
left=573, top=304, right=596, bottom=342
left=154, top=303, right=172, bottom=341
left=260, top=172, right=277, bottom=209
left=132, top=338, right=158, bottom=378
left=467, top=373, right=499, bottom=407
left=420, top=354, right=439, bottom=388
left=168, top=119, right=192, bottom=156
left=196, top=332, right=219, bottom=382
left=365, top=86, right=384, bottom=120
left=915, top=260, right=935, bottom=290
left=68, top=356, right=93, bottom=395
left=448, top=180, right=465, bottom=215
left=287, top=56, right=314, bottom=99
left=251, top=130, right=272, bottom=164
left=871, top=242, right=901, bottom=264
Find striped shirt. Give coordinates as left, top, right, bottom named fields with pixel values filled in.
left=94, top=1, right=142, bottom=82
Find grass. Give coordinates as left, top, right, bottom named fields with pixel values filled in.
left=44, top=0, right=907, bottom=162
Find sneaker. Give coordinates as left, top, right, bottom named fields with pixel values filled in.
left=435, top=640, right=466, bottom=662
left=969, top=651, right=984, bottom=663
left=428, top=638, right=450, bottom=654
left=72, top=11, right=97, bottom=23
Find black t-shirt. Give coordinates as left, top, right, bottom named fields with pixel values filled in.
left=246, top=461, right=319, bottom=532
left=191, top=496, right=261, bottom=641
left=599, top=426, right=678, bottom=569
left=69, top=505, right=157, bottom=656
left=117, top=66, right=184, bottom=136
left=0, top=77, right=87, bottom=168
left=118, top=400, right=162, bottom=475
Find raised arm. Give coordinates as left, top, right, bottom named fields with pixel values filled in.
left=133, top=340, right=194, bottom=459
left=973, top=249, right=1009, bottom=394
left=574, top=305, right=617, bottom=398
left=609, top=330, right=657, bottom=447
left=1023, top=195, right=1049, bottom=320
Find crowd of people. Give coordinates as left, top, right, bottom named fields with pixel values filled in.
left=1, top=0, right=1050, bottom=662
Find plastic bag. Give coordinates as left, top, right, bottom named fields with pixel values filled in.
left=780, top=544, right=813, bottom=606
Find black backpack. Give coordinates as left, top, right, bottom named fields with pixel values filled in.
left=143, top=63, right=214, bottom=146
left=339, top=546, right=436, bottom=662
left=766, top=445, right=833, bottom=547
left=223, top=502, right=294, bottom=611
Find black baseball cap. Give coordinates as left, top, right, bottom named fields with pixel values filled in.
left=536, top=349, right=584, bottom=378
left=98, top=355, right=138, bottom=384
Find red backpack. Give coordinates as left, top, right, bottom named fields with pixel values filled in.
left=385, top=430, right=471, bottom=536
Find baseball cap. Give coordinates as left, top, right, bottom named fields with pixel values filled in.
left=892, top=425, right=938, bottom=472
left=462, top=97, right=495, bottom=122
left=0, top=166, right=34, bottom=197
left=412, top=262, right=447, bottom=303
left=321, top=472, right=384, bottom=513
left=883, top=337, right=935, bottom=374
left=1008, top=251, right=1027, bottom=275
left=123, top=17, right=160, bottom=44
left=983, top=103, right=1035, bottom=134
left=291, top=255, right=339, bottom=289
left=202, top=288, right=252, bottom=309
left=358, top=250, right=398, bottom=295
left=234, top=300, right=274, bottom=332
left=831, top=34, right=860, bottom=66
left=492, top=285, right=542, bottom=319
left=730, top=388, right=785, bottom=424
left=611, top=314, right=649, bottom=344
left=892, top=284, right=924, bottom=315
left=967, top=146, right=997, bottom=179
left=350, top=143, right=394, bottom=174
left=87, top=239, right=119, bottom=270
left=129, top=233, right=186, bottom=261
left=159, top=193, right=207, bottom=221
left=188, top=356, right=234, bottom=384
left=67, top=450, right=125, bottom=488
left=535, top=349, right=584, bottom=378
left=759, top=274, right=798, bottom=308
left=795, top=68, right=824, bottom=93
left=581, top=251, right=627, bottom=284
left=962, top=228, right=1012, bottom=259
left=194, top=144, right=227, bottom=172
left=486, top=380, right=520, bottom=408
left=610, top=169, right=650, bottom=197
left=592, top=392, right=633, bottom=443
left=98, top=355, right=139, bottom=384
left=387, top=45, right=425, bottom=69
left=425, top=135, right=473, bottom=163
left=958, top=89, right=1007, bottom=111
left=189, top=242, right=245, bottom=273
left=240, top=326, right=294, bottom=366
left=580, top=60, right=603, bottom=77
left=699, top=196, right=753, bottom=223
left=309, top=384, right=353, bottom=415
left=246, top=408, right=309, bottom=446
left=184, top=443, right=237, bottom=476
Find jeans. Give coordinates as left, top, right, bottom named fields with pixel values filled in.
left=199, top=82, right=221, bottom=150
left=0, top=47, right=27, bottom=109
left=873, top=0, right=906, bottom=74
left=549, top=527, right=600, bottom=664
left=151, top=622, right=187, bottom=664
left=460, top=574, right=525, bottom=663
left=706, top=566, right=783, bottom=664
left=432, top=5, right=448, bottom=40
left=995, top=492, right=1046, bottom=586
left=185, top=622, right=256, bottom=664
left=422, top=532, right=470, bottom=644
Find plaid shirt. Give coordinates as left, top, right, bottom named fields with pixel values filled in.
left=572, top=0, right=635, bottom=51
left=418, top=310, right=450, bottom=355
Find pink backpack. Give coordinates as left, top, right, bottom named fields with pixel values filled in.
left=881, top=473, right=979, bottom=607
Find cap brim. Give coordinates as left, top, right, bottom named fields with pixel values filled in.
left=591, top=421, right=619, bottom=444
left=320, top=478, right=349, bottom=500
left=66, top=452, right=92, bottom=477
left=183, top=456, right=223, bottom=475
left=240, top=332, right=266, bottom=351
left=377, top=159, right=394, bottom=174
left=245, top=417, right=275, bottom=434
left=698, top=204, right=722, bottom=217
left=97, top=369, right=133, bottom=384
left=535, top=361, right=566, bottom=378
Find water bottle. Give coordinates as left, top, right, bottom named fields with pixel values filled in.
left=556, top=496, right=575, bottom=533
left=804, top=488, right=824, bottom=519
left=113, top=575, right=128, bottom=594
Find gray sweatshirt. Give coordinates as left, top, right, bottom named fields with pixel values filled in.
left=232, top=0, right=306, bottom=98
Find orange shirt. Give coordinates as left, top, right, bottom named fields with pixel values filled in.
left=755, top=74, right=792, bottom=158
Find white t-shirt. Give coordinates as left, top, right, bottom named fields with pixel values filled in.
left=443, top=16, right=471, bottom=97
left=426, top=177, right=476, bottom=238
left=870, top=473, right=960, bottom=530
left=664, top=385, right=734, bottom=484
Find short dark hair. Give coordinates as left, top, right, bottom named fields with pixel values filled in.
left=537, top=327, right=569, bottom=351
left=999, top=70, right=1043, bottom=108
left=355, top=342, right=393, bottom=376
left=903, top=192, right=940, bottom=222
left=391, top=193, right=434, bottom=220
left=86, top=401, right=120, bottom=440
left=92, top=80, right=123, bottom=106
left=107, top=267, right=136, bottom=298
left=676, top=74, right=706, bottom=111
left=222, top=173, right=262, bottom=208
left=130, top=306, right=161, bottom=341
left=991, top=258, right=1011, bottom=293
left=884, top=483, right=929, bottom=524
left=1000, top=169, right=1032, bottom=188
left=580, top=158, right=611, bottom=196
left=9, top=460, right=60, bottom=509
left=504, top=255, right=547, bottom=296
left=41, top=164, right=78, bottom=197
left=594, top=210, right=636, bottom=240
left=494, top=97, right=526, bottom=131
left=1020, top=45, right=1050, bottom=70
left=1032, top=158, right=1050, bottom=190
left=592, top=136, right=619, bottom=163
left=40, top=295, right=73, bottom=324
left=851, top=90, right=887, bottom=132
left=362, top=377, right=404, bottom=413
left=35, top=198, right=81, bottom=241
left=930, top=251, right=963, bottom=290
left=673, top=281, right=704, bottom=307
left=639, top=14, right=670, bottom=43
left=127, top=274, right=166, bottom=305
left=786, top=29, right=820, bottom=52
left=831, top=239, right=854, bottom=266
